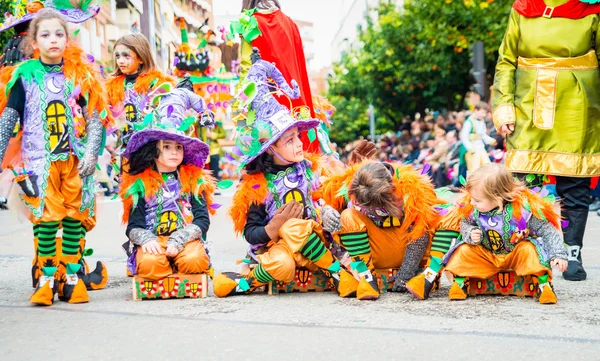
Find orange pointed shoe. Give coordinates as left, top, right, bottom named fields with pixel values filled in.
left=337, top=269, right=358, bottom=298
left=357, top=276, right=380, bottom=300
left=406, top=267, right=440, bottom=300
left=30, top=267, right=57, bottom=306
left=81, top=261, right=109, bottom=290
left=213, top=270, right=267, bottom=298
left=58, top=263, right=90, bottom=304
left=538, top=283, right=557, bottom=304
left=406, top=273, right=426, bottom=300
left=448, top=278, right=468, bottom=301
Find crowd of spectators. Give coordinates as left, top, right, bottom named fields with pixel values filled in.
left=337, top=104, right=505, bottom=189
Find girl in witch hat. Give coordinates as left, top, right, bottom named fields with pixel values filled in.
left=120, top=84, right=217, bottom=281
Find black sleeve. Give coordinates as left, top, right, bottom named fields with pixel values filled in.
left=6, top=79, right=25, bottom=118
left=76, top=96, right=87, bottom=108
left=243, top=203, right=271, bottom=245
left=126, top=197, right=147, bottom=238
left=191, top=195, right=210, bottom=235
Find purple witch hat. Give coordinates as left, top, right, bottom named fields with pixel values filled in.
left=123, top=85, right=214, bottom=168
left=234, top=49, right=320, bottom=168
left=0, top=1, right=100, bottom=32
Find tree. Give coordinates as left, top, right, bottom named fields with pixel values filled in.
left=0, top=0, right=15, bottom=53
left=327, top=0, right=513, bottom=146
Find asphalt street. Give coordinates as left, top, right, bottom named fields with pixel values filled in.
left=1, top=187, right=599, bottom=360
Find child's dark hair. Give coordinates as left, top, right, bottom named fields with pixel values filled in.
left=127, top=141, right=160, bottom=175
left=245, top=152, right=275, bottom=175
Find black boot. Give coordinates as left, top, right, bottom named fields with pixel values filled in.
left=562, top=209, right=587, bottom=281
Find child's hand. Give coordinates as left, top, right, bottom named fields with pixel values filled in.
left=165, top=244, right=179, bottom=257
left=141, top=240, right=163, bottom=255
left=470, top=229, right=482, bottom=244
left=551, top=258, right=568, bottom=272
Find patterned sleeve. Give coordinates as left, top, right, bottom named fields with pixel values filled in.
left=528, top=216, right=568, bottom=260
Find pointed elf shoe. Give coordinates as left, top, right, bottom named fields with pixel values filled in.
left=352, top=261, right=379, bottom=300
left=81, top=260, right=109, bottom=290
left=448, top=277, right=469, bottom=301
left=213, top=270, right=268, bottom=298
left=337, top=269, right=358, bottom=298
left=30, top=266, right=57, bottom=306
left=58, top=261, right=90, bottom=304
left=406, top=267, right=440, bottom=300
left=537, top=275, right=557, bottom=304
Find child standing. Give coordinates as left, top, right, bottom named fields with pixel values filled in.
left=120, top=85, right=216, bottom=281
left=0, top=9, right=112, bottom=305
left=444, top=163, right=567, bottom=304
left=459, top=102, right=496, bottom=173
left=106, top=34, right=176, bottom=146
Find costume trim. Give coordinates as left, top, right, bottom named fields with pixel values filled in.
left=505, top=149, right=600, bottom=177
left=120, top=164, right=216, bottom=224
left=228, top=153, right=322, bottom=236
left=4, top=43, right=113, bottom=127
left=106, top=69, right=176, bottom=107
left=321, top=161, right=443, bottom=241
left=517, top=50, right=598, bottom=130
left=454, top=190, right=560, bottom=230
left=513, top=0, right=600, bottom=19
left=492, top=104, right=516, bottom=131
left=0, top=65, right=15, bottom=113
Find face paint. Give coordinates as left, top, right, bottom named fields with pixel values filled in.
left=114, top=44, right=142, bottom=75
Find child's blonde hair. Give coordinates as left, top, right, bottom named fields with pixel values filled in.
left=466, top=163, right=527, bottom=208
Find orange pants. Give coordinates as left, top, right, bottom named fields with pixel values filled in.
left=338, top=209, right=430, bottom=269
left=35, top=155, right=89, bottom=223
left=445, top=241, right=551, bottom=280
left=256, top=218, right=327, bottom=283
left=136, top=237, right=210, bottom=280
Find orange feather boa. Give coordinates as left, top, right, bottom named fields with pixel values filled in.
left=106, top=69, right=176, bottom=107
left=453, top=190, right=561, bottom=230
left=0, top=43, right=113, bottom=127
left=120, top=164, right=216, bottom=225
left=320, top=161, right=444, bottom=241
left=228, top=153, right=322, bottom=236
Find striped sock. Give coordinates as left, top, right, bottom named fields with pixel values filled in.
left=253, top=264, right=274, bottom=283
left=339, top=232, right=371, bottom=257
left=431, top=229, right=458, bottom=259
left=61, top=217, right=82, bottom=256
left=299, top=232, right=328, bottom=263
left=35, top=222, right=59, bottom=257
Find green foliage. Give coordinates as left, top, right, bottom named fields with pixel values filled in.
left=327, top=0, right=513, bottom=145
left=0, top=0, right=15, bottom=53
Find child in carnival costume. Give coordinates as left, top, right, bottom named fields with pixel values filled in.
left=106, top=33, right=176, bottom=148
left=443, top=163, right=567, bottom=304
left=0, top=9, right=112, bottom=305
left=212, top=51, right=346, bottom=297
left=0, top=0, right=100, bottom=68
left=120, top=84, right=217, bottom=280
left=0, top=0, right=109, bottom=292
left=320, top=161, right=442, bottom=300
